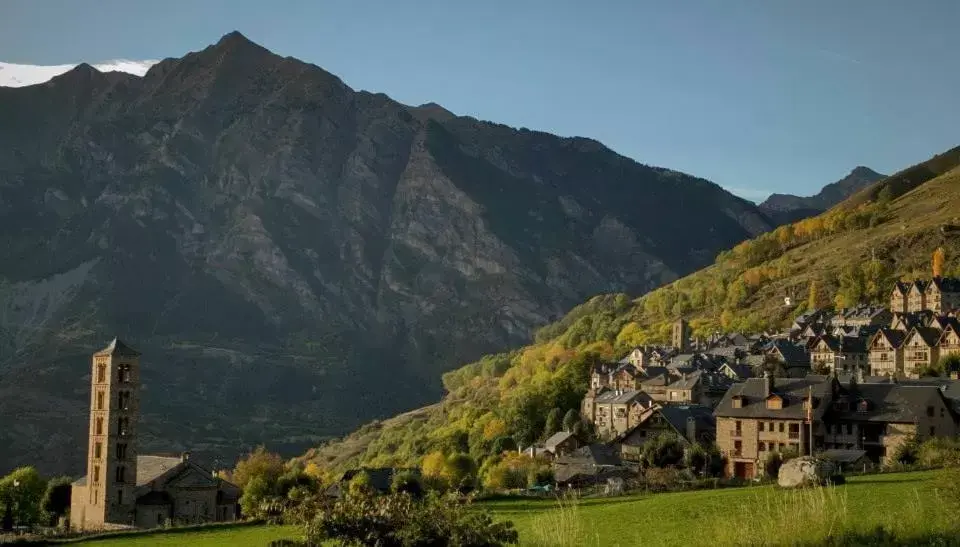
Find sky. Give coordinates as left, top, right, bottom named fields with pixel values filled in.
left=1, top=0, right=958, bottom=202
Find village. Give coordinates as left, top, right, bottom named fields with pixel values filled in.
left=530, top=275, right=960, bottom=483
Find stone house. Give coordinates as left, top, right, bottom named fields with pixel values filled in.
left=765, top=340, right=812, bottom=377
left=615, top=405, right=716, bottom=462
left=902, top=327, right=942, bottom=377
left=582, top=388, right=656, bottom=439
left=589, top=362, right=618, bottom=390
left=70, top=339, right=239, bottom=531
left=810, top=335, right=868, bottom=375
left=553, top=445, right=625, bottom=487
left=926, top=277, right=960, bottom=313
left=867, top=329, right=907, bottom=377
left=714, top=374, right=835, bottom=479
left=543, top=431, right=580, bottom=457
left=823, top=383, right=958, bottom=464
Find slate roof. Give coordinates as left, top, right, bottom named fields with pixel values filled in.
left=544, top=431, right=576, bottom=450
left=556, top=444, right=623, bottom=467
left=929, top=277, right=960, bottom=292
left=907, top=327, right=942, bottom=348
left=594, top=389, right=654, bottom=406
left=829, top=384, right=951, bottom=423
left=714, top=375, right=836, bottom=420
left=892, top=281, right=911, bottom=296
left=658, top=405, right=716, bottom=436
left=815, top=335, right=867, bottom=354
left=137, top=455, right=184, bottom=485
left=721, top=363, right=754, bottom=379
left=872, top=328, right=907, bottom=349
left=767, top=339, right=810, bottom=366
left=667, top=371, right=702, bottom=390
left=95, top=337, right=141, bottom=357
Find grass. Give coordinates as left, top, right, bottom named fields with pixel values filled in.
left=73, top=470, right=953, bottom=546
left=484, top=470, right=954, bottom=546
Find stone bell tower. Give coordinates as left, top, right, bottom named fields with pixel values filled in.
left=672, top=319, right=690, bottom=352
left=78, top=338, right=141, bottom=529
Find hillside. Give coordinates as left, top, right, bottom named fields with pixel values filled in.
left=0, top=32, right=778, bottom=474
left=299, top=146, right=960, bottom=473
left=759, top=166, right=885, bottom=224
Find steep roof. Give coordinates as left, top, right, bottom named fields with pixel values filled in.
left=906, top=326, right=942, bottom=348
left=658, top=405, right=716, bottom=436
left=544, top=431, right=576, bottom=450
left=137, top=455, right=184, bottom=485
left=831, top=384, right=952, bottom=423
left=815, top=335, right=867, bottom=354
left=715, top=375, right=836, bottom=420
left=872, top=328, right=907, bottom=349
left=594, top=389, right=654, bottom=406
left=556, top=444, right=622, bottom=467
left=767, top=339, right=810, bottom=365
left=929, top=277, right=960, bottom=292
left=95, top=337, right=141, bottom=357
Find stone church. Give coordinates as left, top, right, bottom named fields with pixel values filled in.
left=70, top=339, right=240, bottom=530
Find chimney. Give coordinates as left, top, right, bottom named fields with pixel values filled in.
left=764, top=371, right=774, bottom=398
left=181, top=452, right=191, bottom=463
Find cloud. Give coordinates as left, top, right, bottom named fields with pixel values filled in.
left=0, top=59, right=159, bottom=88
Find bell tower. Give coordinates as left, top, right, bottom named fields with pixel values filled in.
left=672, top=319, right=690, bottom=352
left=82, top=338, right=141, bottom=529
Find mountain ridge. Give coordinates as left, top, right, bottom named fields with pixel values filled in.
left=759, top=166, right=885, bottom=224
left=1, top=31, right=777, bottom=474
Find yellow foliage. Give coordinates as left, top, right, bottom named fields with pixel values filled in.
left=934, top=247, right=946, bottom=277
left=482, top=417, right=507, bottom=441
left=421, top=451, right=448, bottom=478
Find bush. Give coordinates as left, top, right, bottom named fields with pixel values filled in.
left=640, top=433, right=685, bottom=469
left=304, top=491, right=518, bottom=546
left=916, top=437, right=960, bottom=468
left=391, top=470, right=424, bottom=498
left=892, top=436, right=920, bottom=466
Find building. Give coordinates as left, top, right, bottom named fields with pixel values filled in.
left=867, top=329, right=906, bottom=377
left=831, top=306, right=892, bottom=328
left=823, top=383, right=958, bottom=464
left=70, top=339, right=239, bottom=531
left=714, top=374, right=833, bottom=479
left=926, top=277, right=960, bottom=313
left=615, top=405, right=715, bottom=462
left=765, top=339, right=812, bottom=377
left=902, top=327, right=942, bottom=377
left=544, top=431, right=581, bottom=457
left=939, top=323, right=960, bottom=360
left=810, top=335, right=868, bottom=375
left=673, top=319, right=691, bottom=352
left=890, top=282, right=911, bottom=314
left=581, top=387, right=656, bottom=439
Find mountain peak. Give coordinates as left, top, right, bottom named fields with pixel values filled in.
left=212, top=31, right=268, bottom=55
left=850, top=166, right=881, bottom=178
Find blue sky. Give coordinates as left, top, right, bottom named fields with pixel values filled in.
left=2, top=0, right=958, bottom=202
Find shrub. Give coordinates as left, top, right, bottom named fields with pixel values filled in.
left=304, top=491, right=518, bottom=546
left=391, top=470, right=424, bottom=498
left=892, top=436, right=920, bottom=466
left=640, top=433, right=685, bottom=469
left=917, top=437, right=960, bottom=468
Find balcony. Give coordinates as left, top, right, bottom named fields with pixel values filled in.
left=788, top=432, right=800, bottom=440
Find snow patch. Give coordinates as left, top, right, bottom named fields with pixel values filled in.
left=0, top=59, right=158, bottom=88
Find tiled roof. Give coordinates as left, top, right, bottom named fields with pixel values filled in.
left=137, top=455, right=185, bottom=485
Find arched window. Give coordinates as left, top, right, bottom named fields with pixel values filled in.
left=97, top=364, right=106, bottom=383
left=95, top=417, right=103, bottom=435
left=115, top=465, right=126, bottom=483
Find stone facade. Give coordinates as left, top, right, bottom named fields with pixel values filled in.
left=70, top=339, right=239, bottom=531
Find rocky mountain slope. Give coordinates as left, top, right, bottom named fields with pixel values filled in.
left=0, top=32, right=777, bottom=474
left=759, top=166, right=885, bottom=224
left=299, top=146, right=960, bottom=473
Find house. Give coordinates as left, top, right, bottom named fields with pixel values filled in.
left=70, top=340, right=239, bottom=531
left=831, top=306, right=892, bottom=328
left=908, top=280, right=929, bottom=313
left=714, top=374, right=837, bottom=479
left=582, top=388, right=656, bottom=439
left=765, top=340, right=812, bottom=377
left=616, top=405, right=716, bottom=462
left=890, top=310, right=935, bottom=332
left=589, top=362, right=618, bottom=389
left=925, top=277, right=960, bottom=313
left=719, top=363, right=754, bottom=381
left=553, top=444, right=625, bottom=487
left=891, top=282, right=911, bottom=314
left=867, top=329, right=907, bottom=377
left=809, top=335, right=868, bottom=375
left=543, top=431, right=580, bottom=457
left=823, top=383, right=958, bottom=464
left=902, top=327, right=942, bottom=378
left=939, top=323, right=960, bottom=360
left=661, top=371, right=705, bottom=405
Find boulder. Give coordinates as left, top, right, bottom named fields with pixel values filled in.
left=777, top=457, right=837, bottom=488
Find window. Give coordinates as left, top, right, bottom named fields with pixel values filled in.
left=118, top=391, right=131, bottom=410
left=768, top=442, right=775, bottom=451
left=778, top=443, right=785, bottom=451
left=115, top=465, right=126, bottom=483
left=930, top=426, right=936, bottom=437
left=779, top=423, right=785, bottom=433
left=116, top=443, right=128, bottom=460
left=93, top=465, right=100, bottom=483
left=96, top=391, right=104, bottom=410
left=846, top=424, right=853, bottom=435
left=94, top=442, right=102, bottom=459
left=927, top=406, right=935, bottom=417
left=733, top=440, right=742, bottom=455
left=788, top=423, right=800, bottom=439
left=118, top=417, right=129, bottom=436
left=758, top=442, right=766, bottom=451
left=95, top=417, right=103, bottom=435
left=735, top=421, right=742, bottom=435
left=118, top=364, right=131, bottom=383
left=117, top=489, right=123, bottom=505
left=758, top=423, right=765, bottom=432
left=97, top=363, right=106, bottom=383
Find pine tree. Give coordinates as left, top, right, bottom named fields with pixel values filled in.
left=933, top=247, right=946, bottom=278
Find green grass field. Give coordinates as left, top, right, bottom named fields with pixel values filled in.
left=77, top=470, right=951, bottom=546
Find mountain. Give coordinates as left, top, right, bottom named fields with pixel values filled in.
left=298, top=146, right=960, bottom=473
left=0, top=59, right=158, bottom=88
left=759, top=166, right=885, bottom=224
left=0, top=32, right=777, bottom=474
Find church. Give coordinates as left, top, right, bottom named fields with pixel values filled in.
left=70, top=339, right=240, bottom=530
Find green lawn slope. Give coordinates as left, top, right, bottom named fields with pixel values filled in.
left=299, top=147, right=960, bottom=475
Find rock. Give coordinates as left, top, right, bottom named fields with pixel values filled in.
left=777, top=457, right=837, bottom=488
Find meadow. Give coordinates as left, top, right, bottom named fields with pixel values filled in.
left=73, top=470, right=953, bottom=546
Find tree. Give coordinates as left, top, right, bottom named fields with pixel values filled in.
left=640, top=434, right=685, bottom=469
left=543, top=408, right=563, bottom=439
left=562, top=409, right=580, bottom=433
left=421, top=451, right=449, bottom=489
left=934, top=247, right=946, bottom=278
left=807, top=280, right=820, bottom=310
left=231, top=446, right=285, bottom=491
left=390, top=471, right=423, bottom=498
left=40, top=476, right=72, bottom=527
left=491, top=436, right=517, bottom=455
left=0, top=467, right=47, bottom=529
left=444, top=453, right=478, bottom=493
left=348, top=471, right=375, bottom=497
